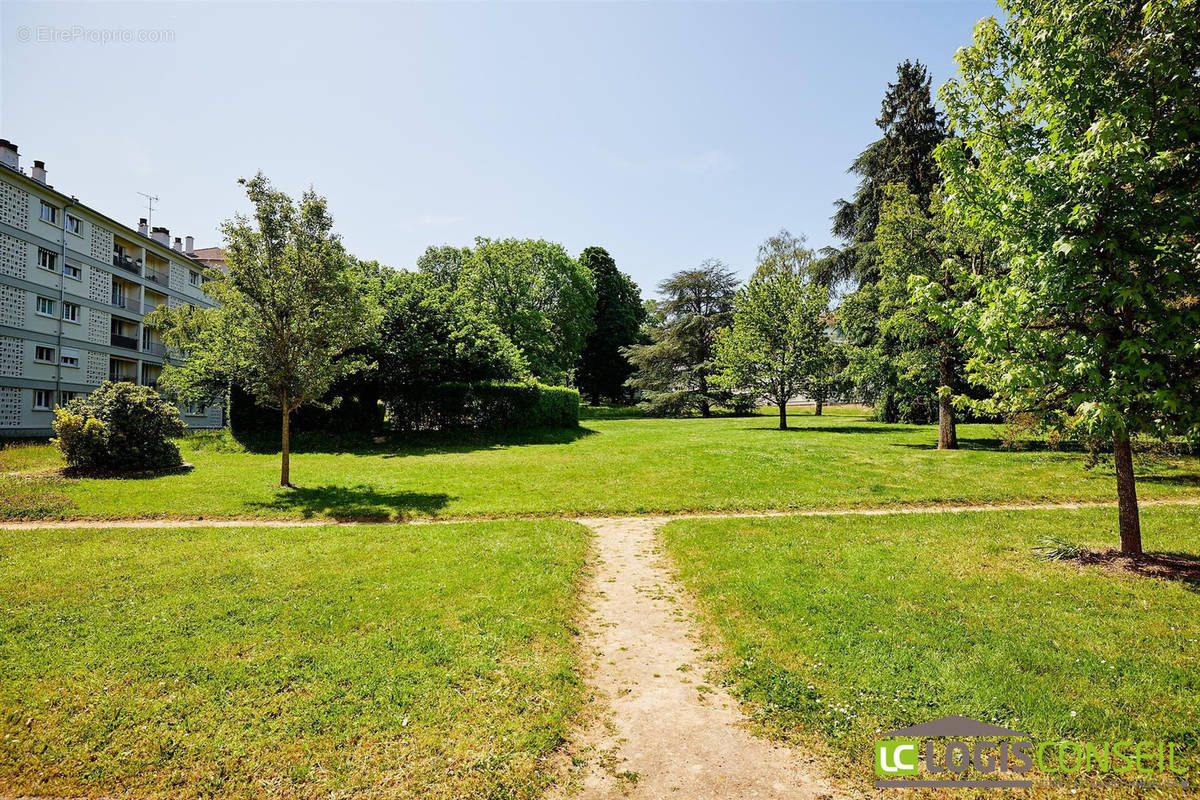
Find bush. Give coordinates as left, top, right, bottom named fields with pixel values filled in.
left=389, top=381, right=579, bottom=431
left=52, top=382, right=186, bottom=472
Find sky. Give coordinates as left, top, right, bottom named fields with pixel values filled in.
left=1, top=1, right=997, bottom=293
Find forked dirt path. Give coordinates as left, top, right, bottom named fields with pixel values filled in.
left=550, top=516, right=844, bottom=800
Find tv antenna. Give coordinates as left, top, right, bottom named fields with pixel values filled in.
left=138, top=191, right=159, bottom=228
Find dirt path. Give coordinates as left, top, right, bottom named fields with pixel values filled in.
left=2, top=496, right=1198, bottom=530
left=551, top=516, right=843, bottom=800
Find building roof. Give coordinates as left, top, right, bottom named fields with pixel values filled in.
left=190, top=246, right=226, bottom=262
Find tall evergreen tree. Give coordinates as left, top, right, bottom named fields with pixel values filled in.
left=831, top=60, right=953, bottom=423
left=576, top=247, right=646, bottom=404
left=624, top=260, right=739, bottom=417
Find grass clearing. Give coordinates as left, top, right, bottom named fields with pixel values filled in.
left=0, top=519, right=589, bottom=799
left=2, top=408, right=1199, bottom=521
left=661, top=506, right=1200, bottom=790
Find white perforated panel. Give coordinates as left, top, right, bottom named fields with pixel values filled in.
left=86, top=350, right=107, bottom=385
left=0, top=180, right=30, bottom=230
left=0, top=386, right=20, bottom=427
left=0, top=232, right=26, bottom=279
left=0, top=284, right=25, bottom=328
left=90, top=223, right=111, bottom=263
left=87, top=308, right=110, bottom=344
left=89, top=267, right=110, bottom=302
left=0, top=336, right=20, bottom=377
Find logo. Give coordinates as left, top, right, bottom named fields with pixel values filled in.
left=874, top=715, right=1189, bottom=791
left=876, top=739, right=920, bottom=776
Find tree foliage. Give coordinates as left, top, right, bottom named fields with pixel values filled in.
left=714, top=237, right=830, bottom=429
left=939, top=0, right=1200, bottom=553
left=625, top=260, right=739, bottom=416
left=152, top=173, right=372, bottom=486
left=458, top=237, right=596, bottom=384
left=416, top=244, right=471, bottom=289
left=576, top=246, right=646, bottom=404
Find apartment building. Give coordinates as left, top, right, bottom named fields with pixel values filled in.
left=0, top=139, right=223, bottom=436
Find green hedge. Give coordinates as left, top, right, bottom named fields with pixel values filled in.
left=389, top=382, right=579, bottom=431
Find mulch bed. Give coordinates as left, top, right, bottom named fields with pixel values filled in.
left=1075, top=549, right=1200, bottom=587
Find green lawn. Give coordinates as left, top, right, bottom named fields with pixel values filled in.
left=661, top=506, right=1200, bottom=789
left=3, top=408, right=1199, bottom=521
left=0, top=519, right=589, bottom=799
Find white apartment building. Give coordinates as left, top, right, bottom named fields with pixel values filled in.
left=0, top=138, right=223, bottom=436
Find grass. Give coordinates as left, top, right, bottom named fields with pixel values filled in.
left=2, top=407, right=1199, bottom=521
left=0, top=519, right=590, bottom=799
left=660, top=506, right=1200, bottom=790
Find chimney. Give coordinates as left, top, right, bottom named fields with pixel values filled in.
left=138, top=218, right=149, bottom=236
left=185, top=235, right=194, bottom=254
left=0, top=140, right=17, bottom=171
left=172, top=236, right=183, bottom=252
left=151, top=226, right=170, bottom=245
left=30, top=160, right=47, bottom=185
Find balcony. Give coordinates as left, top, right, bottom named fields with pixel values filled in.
left=111, top=295, right=141, bottom=314
left=145, top=265, right=169, bottom=285
left=112, top=254, right=142, bottom=276
left=142, top=340, right=167, bottom=356
left=111, top=333, right=139, bottom=351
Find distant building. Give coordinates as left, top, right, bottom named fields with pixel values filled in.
left=0, top=138, right=223, bottom=435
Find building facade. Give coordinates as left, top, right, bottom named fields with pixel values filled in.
left=0, top=139, right=223, bottom=436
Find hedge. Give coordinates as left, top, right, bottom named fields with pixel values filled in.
left=229, top=383, right=385, bottom=440
left=388, top=381, right=580, bottom=431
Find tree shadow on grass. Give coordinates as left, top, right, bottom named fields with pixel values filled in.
left=1137, top=474, right=1200, bottom=488
left=1076, top=550, right=1200, bottom=592
left=233, top=426, right=597, bottom=458
left=248, top=484, right=453, bottom=522
left=745, top=424, right=914, bottom=436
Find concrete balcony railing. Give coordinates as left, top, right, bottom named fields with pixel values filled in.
left=112, top=254, right=142, bottom=276
left=110, top=333, right=139, bottom=351
left=111, top=295, right=141, bottom=314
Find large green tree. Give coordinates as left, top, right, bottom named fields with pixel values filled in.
left=939, top=0, right=1200, bottom=554
left=875, top=185, right=996, bottom=449
left=576, top=247, right=645, bottom=404
left=714, top=241, right=830, bottom=430
left=153, top=173, right=372, bottom=486
left=831, top=60, right=954, bottom=423
left=457, top=237, right=596, bottom=384
left=625, top=260, right=739, bottom=417
left=416, top=244, right=471, bottom=289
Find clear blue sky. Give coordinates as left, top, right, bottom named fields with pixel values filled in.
left=2, top=1, right=996, bottom=293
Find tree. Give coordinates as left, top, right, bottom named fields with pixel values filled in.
left=624, top=260, right=739, bottom=416
left=830, top=60, right=953, bottom=423
left=876, top=185, right=996, bottom=449
left=416, top=244, right=471, bottom=289
left=457, top=238, right=596, bottom=384
left=153, top=173, right=372, bottom=486
left=939, top=0, right=1200, bottom=554
left=713, top=245, right=830, bottom=430
left=576, top=247, right=646, bottom=404
left=375, top=270, right=528, bottom=402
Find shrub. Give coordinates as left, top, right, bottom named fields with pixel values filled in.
left=52, top=382, right=186, bottom=472
left=389, top=381, right=579, bottom=431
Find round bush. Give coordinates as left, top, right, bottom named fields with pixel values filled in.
left=52, top=382, right=187, bottom=472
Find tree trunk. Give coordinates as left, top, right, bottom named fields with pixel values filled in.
left=280, top=405, right=291, bottom=488
left=778, top=400, right=787, bottom=430
left=698, top=374, right=711, bottom=418
left=937, top=353, right=958, bottom=450
left=814, top=399, right=823, bottom=416
left=1114, top=432, right=1142, bottom=556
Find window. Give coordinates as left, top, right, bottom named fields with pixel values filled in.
left=188, top=270, right=201, bottom=287
left=39, top=201, right=58, bottom=224
left=60, top=391, right=78, bottom=404
left=37, top=249, right=57, bottom=272
left=35, top=296, right=55, bottom=317
left=186, top=403, right=208, bottom=416
left=66, top=214, right=82, bottom=235
left=34, top=345, right=56, bottom=363
left=63, top=261, right=81, bottom=279
left=33, top=390, right=54, bottom=411
left=60, top=348, right=79, bottom=368
left=62, top=302, right=80, bottom=322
